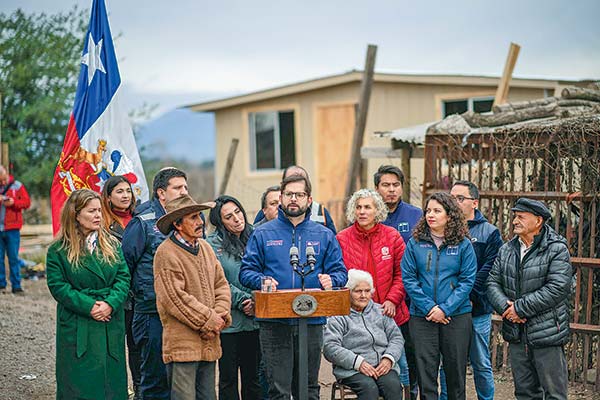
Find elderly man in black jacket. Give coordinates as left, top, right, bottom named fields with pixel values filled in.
left=487, top=198, right=572, bottom=400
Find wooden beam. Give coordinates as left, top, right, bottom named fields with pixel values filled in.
left=345, top=44, right=377, bottom=199
left=218, top=138, right=239, bottom=196
left=493, top=42, right=521, bottom=107
left=360, top=146, right=404, bottom=159
left=401, top=147, right=412, bottom=203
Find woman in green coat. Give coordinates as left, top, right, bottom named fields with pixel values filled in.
left=207, top=195, right=261, bottom=400
left=47, top=189, right=130, bottom=399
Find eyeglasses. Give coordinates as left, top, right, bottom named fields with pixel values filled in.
left=282, top=191, right=308, bottom=200
left=453, top=195, right=476, bottom=203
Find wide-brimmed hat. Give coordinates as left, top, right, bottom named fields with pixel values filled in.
left=156, top=195, right=215, bottom=234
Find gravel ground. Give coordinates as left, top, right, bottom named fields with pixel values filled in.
left=1, top=278, right=598, bottom=399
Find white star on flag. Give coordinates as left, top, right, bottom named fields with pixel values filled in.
left=81, top=33, right=106, bottom=85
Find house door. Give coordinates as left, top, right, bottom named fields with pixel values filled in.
left=315, top=104, right=355, bottom=202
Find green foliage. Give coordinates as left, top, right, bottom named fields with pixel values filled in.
left=0, top=6, right=87, bottom=196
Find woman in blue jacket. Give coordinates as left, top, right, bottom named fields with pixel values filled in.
left=401, top=192, right=476, bottom=400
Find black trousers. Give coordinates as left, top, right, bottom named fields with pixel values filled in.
left=125, top=308, right=142, bottom=387
left=509, top=343, right=568, bottom=400
left=219, top=330, right=262, bottom=400
left=409, top=314, right=472, bottom=400
left=400, top=322, right=419, bottom=400
left=340, top=371, right=402, bottom=400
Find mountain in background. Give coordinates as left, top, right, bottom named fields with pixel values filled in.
left=136, top=108, right=215, bottom=164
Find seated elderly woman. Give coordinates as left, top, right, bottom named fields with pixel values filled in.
left=324, top=269, right=404, bottom=400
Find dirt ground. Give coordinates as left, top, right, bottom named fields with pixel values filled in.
left=1, top=279, right=598, bottom=400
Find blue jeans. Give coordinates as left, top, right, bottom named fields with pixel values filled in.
left=132, top=312, right=169, bottom=399
left=440, top=313, right=494, bottom=400
left=0, top=229, right=21, bottom=289
left=399, top=351, right=410, bottom=386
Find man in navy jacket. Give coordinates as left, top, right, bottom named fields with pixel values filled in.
left=240, top=174, right=347, bottom=400
left=438, top=180, right=503, bottom=400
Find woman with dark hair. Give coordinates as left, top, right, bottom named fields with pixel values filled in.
left=46, top=189, right=130, bottom=399
left=207, top=195, right=261, bottom=400
left=101, top=175, right=136, bottom=240
left=401, top=192, right=477, bottom=400
left=100, top=175, right=141, bottom=398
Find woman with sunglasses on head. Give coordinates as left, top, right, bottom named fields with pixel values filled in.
left=46, top=189, right=130, bottom=399
left=401, top=192, right=476, bottom=400
left=207, top=195, right=261, bottom=400
left=101, top=175, right=141, bottom=399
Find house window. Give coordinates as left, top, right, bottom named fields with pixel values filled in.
left=249, top=110, right=296, bottom=170
left=442, top=96, right=494, bottom=117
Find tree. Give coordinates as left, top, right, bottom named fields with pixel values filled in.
left=0, top=7, right=87, bottom=196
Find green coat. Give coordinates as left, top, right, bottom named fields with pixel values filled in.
left=207, top=232, right=258, bottom=333
left=46, top=241, right=130, bottom=400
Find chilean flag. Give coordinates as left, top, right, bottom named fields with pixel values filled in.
left=50, top=0, right=148, bottom=234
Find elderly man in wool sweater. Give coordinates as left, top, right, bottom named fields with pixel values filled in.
left=154, top=194, right=232, bottom=400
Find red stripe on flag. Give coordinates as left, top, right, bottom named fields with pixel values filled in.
left=50, top=115, right=98, bottom=235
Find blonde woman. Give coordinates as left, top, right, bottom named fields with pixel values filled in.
left=47, top=189, right=130, bottom=399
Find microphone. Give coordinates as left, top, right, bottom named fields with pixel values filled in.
left=306, top=246, right=316, bottom=271
left=290, top=246, right=300, bottom=271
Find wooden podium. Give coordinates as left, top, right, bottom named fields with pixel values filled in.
left=254, top=288, right=350, bottom=400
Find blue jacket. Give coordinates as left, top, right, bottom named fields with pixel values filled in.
left=253, top=201, right=337, bottom=234
left=382, top=201, right=423, bottom=245
left=121, top=198, right=167, bottom=314
left=401, top=234, right=477, bottom=318
left=239, top=207, right=348, bottom=325
left=468, top=210, right=503, bottom=316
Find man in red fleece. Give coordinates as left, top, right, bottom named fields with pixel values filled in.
left=0, top=166, right=31, bottom=294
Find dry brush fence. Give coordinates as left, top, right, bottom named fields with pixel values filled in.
left=423, top=114, right=600, bottom=390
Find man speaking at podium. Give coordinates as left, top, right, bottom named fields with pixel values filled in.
left=240, top=173, right=348, bottom=400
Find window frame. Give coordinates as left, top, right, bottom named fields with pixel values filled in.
left=441, top=95, right=495, bottom=118
left=248, top=109, right=295, bottom=172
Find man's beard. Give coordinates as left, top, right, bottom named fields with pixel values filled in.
left=283, top=204, right=308, bottom=218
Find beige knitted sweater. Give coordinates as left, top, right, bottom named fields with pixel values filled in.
left=154, top=236, right=232, bottom=363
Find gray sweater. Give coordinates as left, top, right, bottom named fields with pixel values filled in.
left=323, top=300, right=404, bottom=380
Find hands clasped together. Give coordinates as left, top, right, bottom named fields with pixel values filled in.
left=200, top=311, right=230, bottom=340
left=426, top=305, right=451, bottom=324
left=90, top=301, right=113, bottom=322
left=359, top=358, right=393, bottom=379
left=502, top=300, right=527, bottom=324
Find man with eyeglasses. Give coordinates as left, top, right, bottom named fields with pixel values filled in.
left=438, top=180, right=503, bottom=400
left=240, top=174, right=348, bottom=400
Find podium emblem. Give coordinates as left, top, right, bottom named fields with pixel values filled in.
left=292, top=294, right=318, bottom=316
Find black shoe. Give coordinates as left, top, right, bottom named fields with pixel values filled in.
left=12, top=287, right=24, bottom=295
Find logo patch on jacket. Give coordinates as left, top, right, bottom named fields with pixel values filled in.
left=306, top=240, right=321, bottom=254
left=266, top=240, right=283, bottom=246
left=446, top=246, right=459, bottom=256
left=471, top=237, right=478, bottom=243
left=397, top=222, right=410, bottom=233
left=420, top=243, right=433, bottom=248
left=381, top=246, right=392, bottom=260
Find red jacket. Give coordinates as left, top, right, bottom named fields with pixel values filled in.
left=337, top=222, right=409, bottom=325
left=1, top=177, right=30, bottom=231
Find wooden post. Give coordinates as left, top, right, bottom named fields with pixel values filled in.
left=493, top=42, right=521, bottom=107
left=345, top=44, right=377, bottom=199
left=218, top=138, right=239, bottom=196
left=400, top=145, right=412, bottom=203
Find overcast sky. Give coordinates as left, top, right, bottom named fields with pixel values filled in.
left=3, top=0, right=600, bottom=116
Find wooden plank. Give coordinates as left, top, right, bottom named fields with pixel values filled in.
left=345, top=44, right=377, bottom=199
left=360, top=147, right=404, bottom=159
left=218, top=138, right=239, bottom=196
left=401, top=147, right=411, bottom=203
left=493, top=42, right=521, bottom=107
left=254, top=288, right=350, bottom=319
